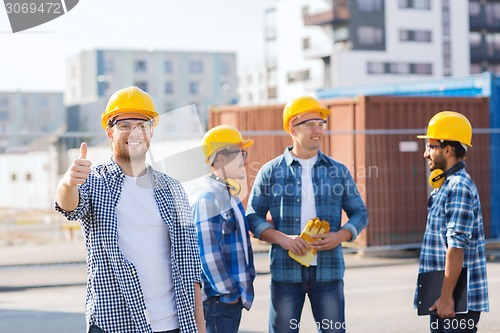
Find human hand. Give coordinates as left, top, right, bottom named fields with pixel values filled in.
left=283, top=234, right=310, bottom=256
left=288, top=218, right=330, bottom=266
left=63, top=142, right=92, bottom=187
left=310, top=229, right=347, bottom=252
left=429, top=296, right=455, bottom=318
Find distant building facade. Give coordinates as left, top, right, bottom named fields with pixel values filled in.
left=264, top=0, right=488, bottom=102
left=0, top=91, right=64, bottom=153
left=65, top=49, right=238, bottom=146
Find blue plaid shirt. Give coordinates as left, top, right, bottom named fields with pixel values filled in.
left=190, top=176, right=255, bottom=310
left=55, top=159, right=202, bottom=333
left=247, top=148, right=368, bottom=283
left=415, top=167, right=489, bottom=312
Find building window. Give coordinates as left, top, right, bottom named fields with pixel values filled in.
left=0, top=98, right=9, bottom=108
left=220, top=62, right=231, bottom=75
left=413, top=63, right=432, bottom=75
left=400, top=29, right=431, bottom=42
left=367, top=61, right=432, bottom=75
left=357, top=26, right=384, bottom=45
left=26, top=173, right=32, bottom=181
left=469, top=1, right=480, bottom=16
left=0, top=111, right=8, bottom=121
left=287, top=69, right=310, bottom=83
left=302, top=37, right=310, bottom=50
left=367, top=62, right=385, bottom=74
left=11, top=173, right=16, bottom=181
left=134, top=81, right=148, bottom=92
left=164, top=61, right=173, bottom=73
left=105, top=59, right=114, bottom=73
left=389, top=63, right=410, bottom=74
left=164, top=82, right=174, bottom=94
left=190, top=81, right=200, bottom=94
left=399, top=0, right=430, bottom=9
left=190, top=61, right=203, bottom=74
left=469, top=32, right=481, bottom=48
left=357, top=0, right=382, bottom=12
left=486, top=3, right=500, bottom=24
left=134, top=60, right=147, bottom=72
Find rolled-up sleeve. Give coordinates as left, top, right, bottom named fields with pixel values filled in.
left=340, top=168, right=368, bottom=241
left=445, top=183, right=474, bottom=249
left=54, top=184, right=89, bottom=221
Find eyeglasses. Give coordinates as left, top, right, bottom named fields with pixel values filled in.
left=219, top=149, right=248, bottom=159
left=112, top=119, right=153, bottom=134
left=426, top=144, right=444, bottom=151
left=293, top=119, right=327, bottom=130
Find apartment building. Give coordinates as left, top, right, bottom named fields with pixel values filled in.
left=265, top=0, right=479, bottom=102
left=65, top=49, right=238, bottom=145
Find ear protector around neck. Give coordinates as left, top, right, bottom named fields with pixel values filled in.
left=210, top=174, right=241, bottom=196
left=428, top=161, right=465, bottom=189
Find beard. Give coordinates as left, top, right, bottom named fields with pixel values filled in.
left=431, top=154, right=447, bottom=171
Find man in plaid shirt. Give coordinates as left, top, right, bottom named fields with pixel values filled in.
left=55, top=86, right=205, bottom=333
left=247, top=96, right=368, bottom=333
left=416, top=111, right=489, bottom=332
left=190, top=125, right=255, bottom=333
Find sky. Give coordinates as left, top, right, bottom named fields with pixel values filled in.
left=0, top=0, right=275, bottom=91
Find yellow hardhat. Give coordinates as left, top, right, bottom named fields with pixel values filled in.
left=417, top=111, right=472, bottom=147
left=282, top=95, right=330, bottom=133
left=202, top=125, right=254, bottom=163
left=101, top=86, right=160, bottom=130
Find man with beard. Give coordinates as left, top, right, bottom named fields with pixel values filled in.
left=55, top=86, right=205, bottom=333
left=247, top=95, right=368, bottom=333
left=416, top=111, right=489, bottom=332
left=190, top=125, right=256, bottom=333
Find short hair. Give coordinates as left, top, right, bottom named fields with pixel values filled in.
left=441, top=140, right=466, bottom=159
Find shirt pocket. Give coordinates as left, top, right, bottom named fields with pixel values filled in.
left=220, top=209, right=236, bottom=235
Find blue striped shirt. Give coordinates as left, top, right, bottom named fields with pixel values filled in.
left=55, top=159, right=202, bottom=332
left=190, top=176, right=255, bottom=310
left=247, top=148, right=368, bottom=283
left=415, top=167, right=489, bottom=312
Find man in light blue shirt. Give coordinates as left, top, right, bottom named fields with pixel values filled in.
left=191, top=125, right=255, bottom=333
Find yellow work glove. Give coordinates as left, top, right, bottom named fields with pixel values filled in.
left=288, top=217, right=330, bottom=267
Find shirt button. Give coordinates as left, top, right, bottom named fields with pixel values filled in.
left=297, top=181, right=301, bottom=185
left=297, top=199, right=300, bottom=202
left=296, top=218, right=299, bottom=222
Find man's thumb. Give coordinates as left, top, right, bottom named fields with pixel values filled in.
left=80, top=142, right=88, bottom=159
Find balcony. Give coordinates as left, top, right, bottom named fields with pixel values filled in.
left=303, top=6, right=350, bottom=27
left=470, top=46, right=500, bottom=63
left=470, top=15, right=500, bottom=32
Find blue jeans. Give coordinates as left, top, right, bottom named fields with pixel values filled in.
left=430, top=311, right=481, bottom=333
left=203, top=297, right=243, bottom=333
left=270, top=266, right=345, bottom=333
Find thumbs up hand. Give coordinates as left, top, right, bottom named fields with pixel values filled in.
left=63, top=142, right=92, bottom=187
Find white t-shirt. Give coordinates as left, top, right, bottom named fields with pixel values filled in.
left=116, top=170, right=178, bottom=331
left=295, top=154, right=319, bottom=266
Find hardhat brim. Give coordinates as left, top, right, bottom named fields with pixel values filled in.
left=101, top=109, right=160, bottom=129
left=416, top=134, right=472, bottom=147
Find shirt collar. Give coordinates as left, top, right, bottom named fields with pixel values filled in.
left=283, top=146, right=330, bottom=166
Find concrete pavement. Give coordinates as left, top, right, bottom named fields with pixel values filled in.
left=1, top=240, right=499, bottom=333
